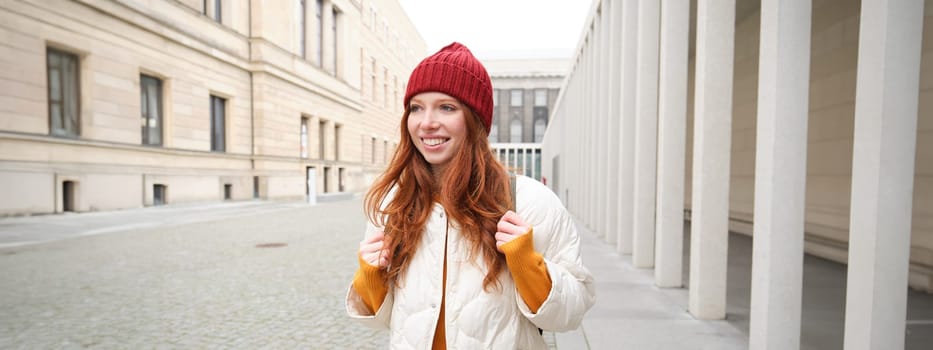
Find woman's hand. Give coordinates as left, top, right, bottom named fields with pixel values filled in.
left=359, top=231, right=391, bottom=268
left=496, top=211, right=531, bottom=252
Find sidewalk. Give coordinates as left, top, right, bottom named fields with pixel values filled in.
left=557, top=224, right=747, bottom=350
left=0, top=199, right=311, bottom=248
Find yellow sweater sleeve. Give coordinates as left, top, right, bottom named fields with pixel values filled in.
left=351, top=255, right=389, bottom=315
left=500, top=228, right=552, bottom=313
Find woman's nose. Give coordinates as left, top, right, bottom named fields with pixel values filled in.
left=419, top=109, right=439, bottom=128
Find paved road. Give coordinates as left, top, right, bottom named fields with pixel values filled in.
left=0, top=198, right=389, bottom=349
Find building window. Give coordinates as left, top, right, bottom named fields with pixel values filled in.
left=371, top=137, right=377, bottom=163
left=334, top=123, right=341, bottom=160
left=493, top=89, right=499, bottom=106
left=359, top=49, right=365, bottom=96
left=210, top=95, right=226, bottom=152
left=534, top=118, right=547, bottom=143
left=213, top=0, right=222, bottom=23
left=323, top=166, right=331, bottom=193
left=224, top=184, right=232, bottom=200
left=383, top=68, right=389, bottom=108
left=393, top=76, right=398, bottom=111
left=331, top=7, right=339, bottom=76
left=510, top=89, right=523, bottom=107
left=489, top=122, right=499, bottom=143
left=318, top=119, right=327, bottom=159
left=47, top=48, right=80, bottom=138
left=510, top=118, right=522, bottom=143
left=300, top=117, right=309, bottom=158
left=140, top=75, right=163, bottom=146
left=383, top=140, right=388, bottom=163
left=489, top=108, right=500, bottom=143
left=371, top=58, right=377, bottom=102
left=298, top=0, right=307, bottom=58
left=534, top=89, right=547, bottom=107
left=315, top=0, right=324, bottom=66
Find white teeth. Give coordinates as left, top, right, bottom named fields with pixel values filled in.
left=423, top=138, right=447, bottom=146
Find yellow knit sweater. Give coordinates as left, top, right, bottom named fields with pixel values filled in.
left=351, top=228, right=552, bottom=349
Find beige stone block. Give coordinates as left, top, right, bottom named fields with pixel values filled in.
left=731, top=127, right=756, bottom=153
left=0, top=78, right=45, bottom=102
left=0, top=94, right=45, bottom=117
left=90, top=111, right=137, bottom=132
left=729, top=176, right=755, bottom=213
left=732, top=103, right=757, bottom=131
left=811, top=71, right=857, bottom=109
left=0, top=110, right=46, bottom=134
left=812, top=0, right=858, bottom=33
left=916, top=132, right=932, bottom=175
left=0, top=23, right=43, bottom=54
left=841, top=15, right=860, bottom=45
left=924, top=16, right=933, bottom=50
left=919, top=90, right=932, bottom=132
left=808, top=139, right=854, bottom=176
left=805, top=207, right=851, bottom=238
left=811, top=45, right=858, bottom=80
left=81, top=173, right=143, bottom=211
left=731, top=150, right=755, bottom=177
left=0, top=170, right=55, bottom=215
left=811, top=20, right=844, bottom=57
left=806, top=175, right=852, bottom=215
left=808, top=105, right=855, bottom=142
left=921, top=52, right=933, bottom=90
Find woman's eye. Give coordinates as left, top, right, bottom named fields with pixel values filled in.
left=409, top=105, right=422, bottom=112
left=440, top=104, right=456, bottom=112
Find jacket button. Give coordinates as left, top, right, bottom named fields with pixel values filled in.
left=431, top=303, right=437, bottom=308
left=440, top=212, right=444, bottom=218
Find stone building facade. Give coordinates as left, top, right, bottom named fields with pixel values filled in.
left=0, top=0, right=425, bottom=215
left=484, top=57, right=565, bottom=180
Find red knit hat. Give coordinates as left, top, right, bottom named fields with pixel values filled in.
left=404, top=42, right=494, bottom=134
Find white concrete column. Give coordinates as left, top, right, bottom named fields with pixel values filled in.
left=616, top=0, right=638, bottom=254
left=605, top=0, right=623, bottom=245
left=688, top=0, right=734, bottom=320
left=578, top=34, right=595, bottom=230
left=632, top=0, right=660, bottom=268
left=843, top=0, right=924, bottom=349
left=603, top=0, right=622, bottom=246
left=748, top=0, right=811, bottom=348
left=599, top=2, right=612, bottom=240
left=589, top=16, right=600, bottom=231
left=654, top=0, right=689, bottom=287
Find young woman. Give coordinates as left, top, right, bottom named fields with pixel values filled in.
left=345, top=42, right=594, bottom=349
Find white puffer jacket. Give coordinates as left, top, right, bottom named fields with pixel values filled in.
left=346, top=175, right=595, bottom=349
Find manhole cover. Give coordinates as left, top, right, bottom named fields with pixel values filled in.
left=255, top=242, right=287, bottom=248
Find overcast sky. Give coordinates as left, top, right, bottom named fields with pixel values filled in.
left=397, top=0, right=594, bottom=59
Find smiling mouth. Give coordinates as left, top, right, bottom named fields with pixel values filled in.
left=422, top=138, right=450, bottom=146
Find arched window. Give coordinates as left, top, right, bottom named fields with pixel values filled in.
left=533, top=118, right=547, bottom=142
left=510, top=118, right=522, bottom=143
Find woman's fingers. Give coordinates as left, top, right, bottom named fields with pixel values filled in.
left=497, top=211, right=529, bottom=236
left=359, top=231, right=390, bottom=267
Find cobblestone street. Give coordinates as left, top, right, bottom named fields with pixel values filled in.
left=0, top=198, right=389, bottom=349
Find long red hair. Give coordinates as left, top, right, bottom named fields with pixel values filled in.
left=364, top=105, right=511, bottom=291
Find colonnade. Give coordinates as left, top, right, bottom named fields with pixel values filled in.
left=539, top=0, right=925, bottom=349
